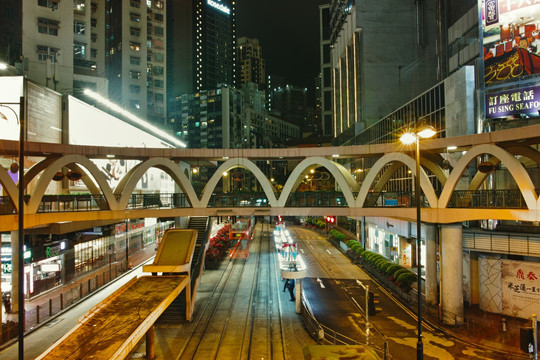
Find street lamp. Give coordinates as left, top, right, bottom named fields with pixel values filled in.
left=1, top=62, right=27, bottom=359
left=400, top=124, right=436, bottom=360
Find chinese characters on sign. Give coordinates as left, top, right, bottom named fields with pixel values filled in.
left=502, top=260, right=540, bottom=319
left=485, top=0, right=498, bottom=26
left=485, top=86, right=540, bottom=118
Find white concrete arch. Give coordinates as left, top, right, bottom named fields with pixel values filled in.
left=0, top=165, right=19, bottom=210
left=115, top=157, right=200, bottom=209
left=27, top=155, right=118, bottom=214
left=277, top=157, right=358, bottom=208
left=25, top=156, right=62, bottom=189
left=438, top=144, right=538, bottom=210
left=356, top=153, right=439, bottom=208
left=199, top=158, right=278, bottom=207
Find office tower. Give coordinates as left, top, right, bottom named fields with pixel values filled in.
left=167, top=0, right=236, bottom=101
left=106, top=0, right=167, bottom=125
left=237, top=37, right=265, bottom=89
left=329, top=0, right=439, bottom=142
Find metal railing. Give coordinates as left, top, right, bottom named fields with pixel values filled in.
left=0, top=188, right=532, bottom=216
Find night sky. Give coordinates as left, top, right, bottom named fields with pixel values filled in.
left=235, top=0, right=328, bottom=89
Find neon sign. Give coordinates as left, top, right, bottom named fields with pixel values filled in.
left=207, top=0, right=230, bottom=14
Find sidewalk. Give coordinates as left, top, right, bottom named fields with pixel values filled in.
left=1, top=244, right=157, bottom=347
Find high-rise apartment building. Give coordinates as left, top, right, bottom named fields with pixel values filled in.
left=106, top=0, right=167, bottom=125
left=0, top=0, right=108, bottom=97
left=237, top=37, right=265, bottom=89
left=0, top=0, right=170, bottom=126
left=167, top=0, right=236, bottom=101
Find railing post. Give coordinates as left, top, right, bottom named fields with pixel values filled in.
left=49, top=298, right=52, bottom=317
left=60, top=293, right=64, bottom=310
left=80, top=283, right=83, bottom=298
left=36, top=305, right=40, bottom=324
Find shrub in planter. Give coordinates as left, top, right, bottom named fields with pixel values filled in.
left=351, top=243, right=363, bottom=253
left=380, top=262, right=392, bottom=274
left=375, top=258, right=388, bottom=270
left=395, top=272, right=417, bottom=290
left=392, top=268, right=409, bottom=280
left=346, top=239, right=357, bottom=248
left=385, top=264, right=403, bottom=277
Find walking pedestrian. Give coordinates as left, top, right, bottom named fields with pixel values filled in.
left=283, top=279, right=290, bottom=292
left=287, top=279, right=295, bottom=301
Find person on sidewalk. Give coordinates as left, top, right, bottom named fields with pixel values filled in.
left=287, top=279, right=295, bottom=301
left=283, top=279, right=290, bottom=292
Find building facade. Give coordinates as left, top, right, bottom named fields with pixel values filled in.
left=167, top=0, right=236, bottom=101
left=237, top=37, right=265, bottom=89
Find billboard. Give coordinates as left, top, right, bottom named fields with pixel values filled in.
left=480, top=0, right=540, bottom=86
left=501, top=259, right=540, bottom=319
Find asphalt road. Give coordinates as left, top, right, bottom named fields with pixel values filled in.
left=289, top=225, right=524, bottom=360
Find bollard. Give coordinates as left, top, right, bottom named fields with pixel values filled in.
left=60, top=293, right=64, bottom=310
left=37, top=305, right=40, bottom=324
left=502, top=317, right=507, bottom=332
left=49, top=298, right=52, bottom=317
left=80, top=283, right=83, bottom=298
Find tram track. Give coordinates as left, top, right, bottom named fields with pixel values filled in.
left=177, top=220, right=286, bottom=360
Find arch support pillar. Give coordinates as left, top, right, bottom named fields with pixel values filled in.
left=424, top=223, right=438, bottom=306
left=441, top=223, right=464, bottom=325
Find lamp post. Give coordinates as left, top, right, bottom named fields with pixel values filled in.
left=0, top=64, right=26, bottom=360
left=400, top=125, right=436, bottom=360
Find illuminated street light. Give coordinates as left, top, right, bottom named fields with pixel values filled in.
left=399, top=124, right=436, bottom=360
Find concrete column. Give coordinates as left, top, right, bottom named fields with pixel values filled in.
left=10, top=230, right=20, bottom=313
left=424, top=224, right=439, bottom=305
left=441, top=223, right=464, bottom=325
left=424, top=224, right=438, bottom=306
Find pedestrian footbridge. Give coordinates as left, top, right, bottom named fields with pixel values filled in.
left=2, top=124, right=540, bottom=231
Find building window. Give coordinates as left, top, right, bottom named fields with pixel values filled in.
left=38, top=18, right=59, bottom=36
left=74, top=0, right=85, bottom=12
left=129, top=70, right=141, bottom=79
left=154, top=52, right=163, bottom=62
left=91, top=18, right=97, bottom=27
left=91, top=48, right=97, bottom=58
left=153, top=66, right=163, bottom=75
left=91, top=33, right=97, bottom=43
left=38, top=0, right=59, bottom=10
left=130, top=27, right=141, bottom=37
left=154, top=13, right=163, bottom=22
left=155, top=93, right=164, bottom=102
left=130, top=85, right=141, bottom=94
left=74, top=21, right=86, bottom=35
left=130, top=100, right=141, bottom=109
left=154, top=26, right=163, bottom=36
left=91, top=2, right=98, bottom=13
left=129, top=41, right=141, bottom=51
left=130, top=56, right=140, bottom=65
left=130, top=0, right=140, bottom=8
left=130, top=13, right=141, bottom=22
left=154, top=1, right=163, bottom=9
left=37, top=45, right=59, bottom=62
left=154, top=79, right=163, bottom=88
left=74, top=43, right=86, bottom=59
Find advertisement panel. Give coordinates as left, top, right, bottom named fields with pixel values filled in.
left=0, top=77, right=24, bottom=141
left=485, top=84, right=540, bottom=118
left=501, top=259, right=540, bottom=319
left=480, top=0, right=540, bottom=86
